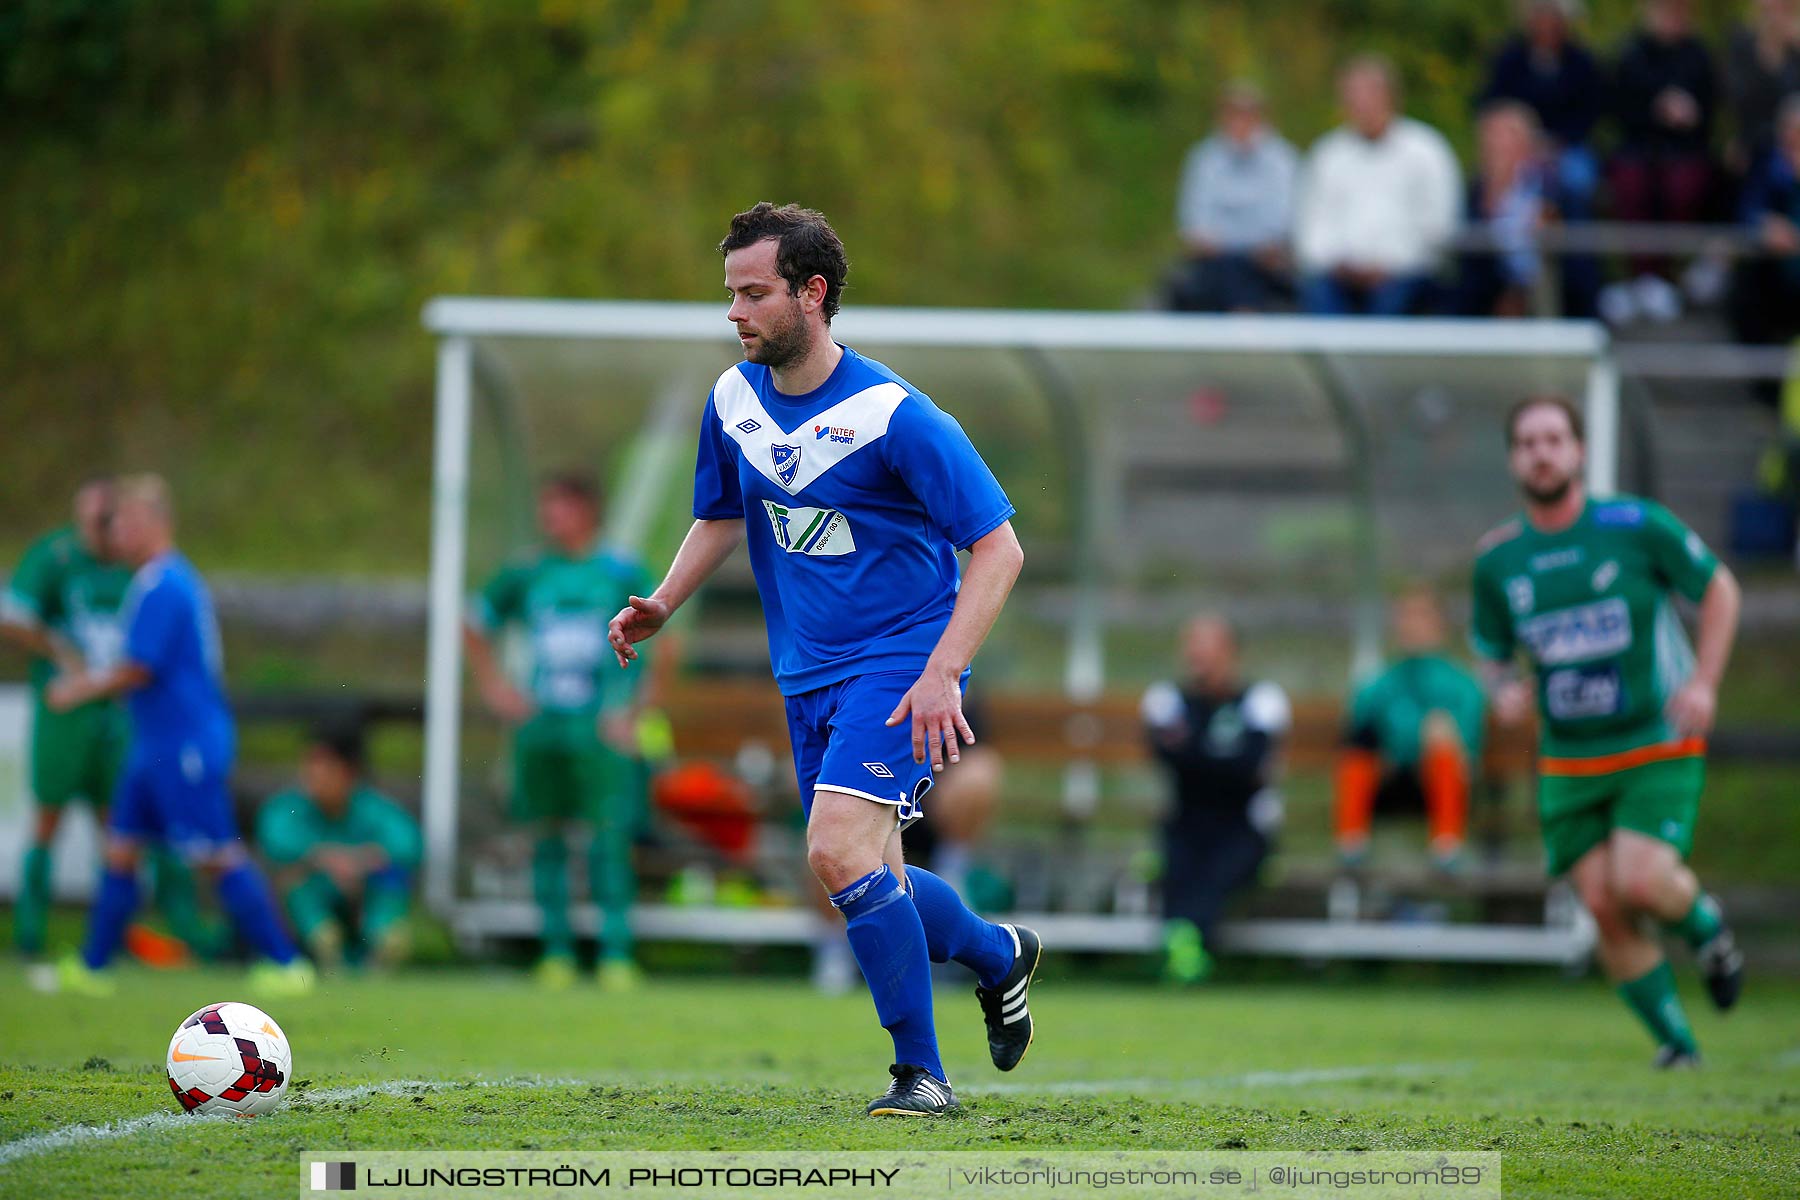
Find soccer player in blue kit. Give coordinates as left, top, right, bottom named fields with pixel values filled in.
left=46, top=476, right=311, bottom=997
left=609, top=203, right=1038, bottom=1116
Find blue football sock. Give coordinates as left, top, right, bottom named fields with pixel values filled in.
left=829, top=865, right=944, bottom=1083
left=217, top=862, right=299, bottom=965
left=81, top=868, right=141, bottom=970
left=905, top=866, right=1016, bottom=989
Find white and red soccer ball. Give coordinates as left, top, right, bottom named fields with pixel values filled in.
left=165, top=1002, right=291, bottom=1117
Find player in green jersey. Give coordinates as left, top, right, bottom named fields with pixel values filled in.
left=258, top=725, right=420, bottom=970
left=1471, top=396, right=1745, bottom=1068
left=1336, top=586, right=1487, bottom=869
left=1, top=479, right=213, bottom=960
left=464, top=473, right=655, bottom=991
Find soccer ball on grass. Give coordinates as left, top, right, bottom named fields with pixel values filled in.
left=165, top=1001, right=291, bottom=1117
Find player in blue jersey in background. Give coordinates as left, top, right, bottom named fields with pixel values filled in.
left=610, top=203, right=1036, bottom=1116
left=45, top=475, right=311, bottom=997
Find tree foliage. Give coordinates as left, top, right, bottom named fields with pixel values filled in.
left=0, top=0, right=1728, bottom=568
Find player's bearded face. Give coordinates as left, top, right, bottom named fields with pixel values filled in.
left=742, top=289, right=809, bottom=368
left=1508, top=408, right=1583, bottom=504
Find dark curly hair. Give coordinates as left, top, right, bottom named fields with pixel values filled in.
left=718, top=202, right=849, bottom=322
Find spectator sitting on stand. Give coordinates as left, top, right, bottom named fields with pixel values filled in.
left=1296, top=55, right=1462, bottom=316
left=1166, top=82, right=1298, bottom=313
left=1602, top=0, right=1719, bottom=325
left=1475, top=0, right=1605, bottom=315
left=1725, top=0, right=1800, bottom=191
left=1731, top=96, right=1800, bottom=363
left=1457, top=101, right=1557, bottom=317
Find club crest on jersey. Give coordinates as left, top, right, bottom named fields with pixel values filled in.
left=771, top=443, right=803, bottom=490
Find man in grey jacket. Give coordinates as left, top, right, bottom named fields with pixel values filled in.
left=1168, top=82, right=1299, bottom=313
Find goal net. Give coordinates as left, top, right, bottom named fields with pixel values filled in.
left=419, top=301, right=1619, bottom=948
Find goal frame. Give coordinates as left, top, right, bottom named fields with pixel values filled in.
left=419, top=299, right=1616, bottom=920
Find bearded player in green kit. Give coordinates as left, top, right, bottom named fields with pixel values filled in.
left=1471, top=396, right=1745, bottom=1068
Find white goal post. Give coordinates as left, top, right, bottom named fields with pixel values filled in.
left=419, top=300, right=1617, bottom=948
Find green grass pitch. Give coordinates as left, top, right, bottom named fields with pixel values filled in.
left=0, top=967, right=1794, bottom=1198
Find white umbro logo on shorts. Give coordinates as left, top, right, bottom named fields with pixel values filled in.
left=736, top=418, right=762, bottom=434
left=864, top=762, right=895, bottom=778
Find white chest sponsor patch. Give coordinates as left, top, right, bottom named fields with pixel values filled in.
left=762, top=500, right=857, bottom=556
left=1517, top=596, right=1632, bottom=665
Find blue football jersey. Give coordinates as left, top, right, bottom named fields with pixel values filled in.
left=120, top=551, right=234, bottom=765
left=693, top=346, right=1015, bottom=696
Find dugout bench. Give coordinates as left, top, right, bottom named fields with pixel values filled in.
left=438, top=680, right=1597, bottom=969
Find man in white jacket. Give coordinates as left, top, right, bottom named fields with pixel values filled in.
left=1296, top=56, right=1462, bottom=316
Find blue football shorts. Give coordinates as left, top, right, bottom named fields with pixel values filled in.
left=109, top=743, right=241, bottom=859
left=785, top=670, right=971, bottom=827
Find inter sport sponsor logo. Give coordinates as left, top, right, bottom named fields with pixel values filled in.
left=1517, top=597, right=1631, bottom=665
left=761, top=501, right=856, bottom=556
left=813, top=424, right=855, bottom=444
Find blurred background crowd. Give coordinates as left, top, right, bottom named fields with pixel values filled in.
left=1166, top=0, right=1800, bottom=338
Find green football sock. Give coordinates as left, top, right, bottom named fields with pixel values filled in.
left=532, top=835, right=574, bottom=959
left=16, top=843, right=52, bottom=955
left=152, top=850, right=227, bottom=959
left=1617, top=960, right=1698, bottom=1054
left=284, top=873, right=344, bottom=943
left=1665, top=892, right=1723, bottom=950
left=587, top=819, right=636, bottom=962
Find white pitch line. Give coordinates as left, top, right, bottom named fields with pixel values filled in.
left=968, top=1061, right=1470, bottom=1097
left=2, top=1063, right=1473, bottom=1166
left=0, top=1076, right=582, bottom=1169
left=0, top=1111, right=189, bottom=1167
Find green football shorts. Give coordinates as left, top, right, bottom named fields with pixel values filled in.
left=30, top=701, right=127, bottom=810
left=510, top=712, right=629, bottom=823
left=1536, top=753, right=1704, bottom=877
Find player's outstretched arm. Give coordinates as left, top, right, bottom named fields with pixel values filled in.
left=887, top=521, right=1025, bottom=770
left=44, top=662, right=151, bottom=712
left=609, top=518, right=745, bottom=667
left=1668, top=564, right=1741, bottom=739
